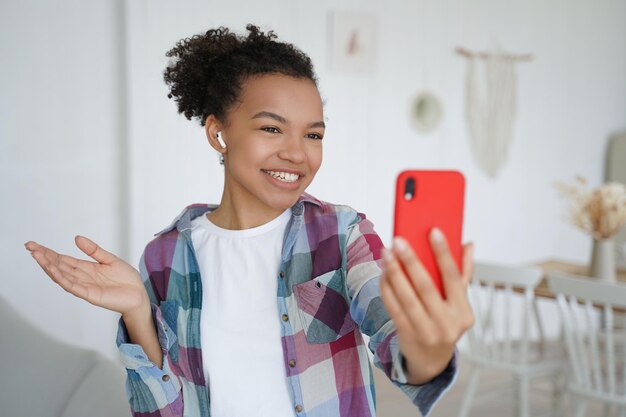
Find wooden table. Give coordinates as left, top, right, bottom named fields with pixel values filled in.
left=533, top=259, right=626, bottom=299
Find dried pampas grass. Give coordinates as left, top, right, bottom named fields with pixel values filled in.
left=555, top=176, right=626, bottom=240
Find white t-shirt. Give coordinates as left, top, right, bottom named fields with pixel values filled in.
left=190, top=208, right=294, bottom=417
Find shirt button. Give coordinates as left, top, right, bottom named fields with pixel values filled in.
left=295, top=404, right=303, bottom=413
left=282, top=314, right=289, bottom=321
left=279, top=271, right=285, bottom=278
left=162, top=374, right=170, bottom=382
left=289, top=359, right=296, bottom=368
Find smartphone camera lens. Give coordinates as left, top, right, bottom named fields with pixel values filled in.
left=404, top=177, right=415, bottom=200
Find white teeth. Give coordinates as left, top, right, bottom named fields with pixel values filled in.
left=264, top=170, right=300, bottom=183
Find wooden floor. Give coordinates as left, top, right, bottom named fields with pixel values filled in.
left=372, top=355, right=607, bottom=417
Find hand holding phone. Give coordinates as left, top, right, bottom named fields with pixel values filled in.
left=381, top=169, right=473, bottom=385
left=393, top=170, right=465, bottom=298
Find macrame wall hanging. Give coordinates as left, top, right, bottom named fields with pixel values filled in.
left=456, top=47, right=533, bottom=178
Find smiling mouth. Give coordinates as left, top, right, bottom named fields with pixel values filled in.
left=261, top=169, right=301, bottom=183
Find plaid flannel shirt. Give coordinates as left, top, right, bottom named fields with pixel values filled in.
left=117, top=193, right=457, bottom=417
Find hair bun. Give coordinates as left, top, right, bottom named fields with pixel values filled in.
left=163, top=24, right=316, bottom=126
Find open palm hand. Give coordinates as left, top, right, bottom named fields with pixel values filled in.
left=25, top=236, right=148, bottom=316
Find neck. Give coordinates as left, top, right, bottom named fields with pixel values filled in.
left=207, top=180, right=287, bottom=230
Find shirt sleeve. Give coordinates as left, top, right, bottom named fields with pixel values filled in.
left=344, top=211, right=458, bottom=417
left=116, top=251, right=184, bottom=417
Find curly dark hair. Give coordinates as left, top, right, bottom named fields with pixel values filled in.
left=163, top=24, right=318, bottom=126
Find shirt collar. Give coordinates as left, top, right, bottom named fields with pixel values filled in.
left=154, top=193, right=322, bottom=237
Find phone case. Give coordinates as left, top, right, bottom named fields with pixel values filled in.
left=393, top=170, right=465, bottom=298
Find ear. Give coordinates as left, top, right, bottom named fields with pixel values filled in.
left=204, top=115, right=227, bottom=153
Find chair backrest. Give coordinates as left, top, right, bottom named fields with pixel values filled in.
left=467, top=262, right=545, bottom=365
left=548, top=272, right=626, bottom=399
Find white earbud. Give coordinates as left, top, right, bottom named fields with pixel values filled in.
left=216, top=131, right=226, bottom=149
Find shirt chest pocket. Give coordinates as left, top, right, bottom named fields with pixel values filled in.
left=292, top=268, right=357, bottom=344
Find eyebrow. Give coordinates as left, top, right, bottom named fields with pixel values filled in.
left=252, top=111, right=326, bottom=129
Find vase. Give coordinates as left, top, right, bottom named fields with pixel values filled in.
left=589, top=238, right=616, bottom=282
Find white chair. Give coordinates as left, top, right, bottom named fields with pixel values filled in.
left=548, top=272, right=626, bottom=417
left=459, top=262, right=566, bottom=417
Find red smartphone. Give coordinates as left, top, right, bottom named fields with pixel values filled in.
left=393, top=170, right=465, bottom=299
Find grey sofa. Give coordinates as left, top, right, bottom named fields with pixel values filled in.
left=0, top=296, right=130, bottom=417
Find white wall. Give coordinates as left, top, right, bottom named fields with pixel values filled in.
left=2, top=0, right=625, bottom=360
left=0, top=0, right=124, bottom=360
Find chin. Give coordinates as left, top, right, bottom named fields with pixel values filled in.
left=263, top=192, right=303, bottom=211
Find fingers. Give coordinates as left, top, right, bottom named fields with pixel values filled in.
left=25, top=242, right=67, bottom=267
left=381, top=233, right=476, bottom=370
left=25, top=241, right=56, bottom=258
left=380, top=270, right=434, bottom=341
left=29, top=250, right=92, bottom=301
left=391, top=237, right=442, bottom=310
left=381, top=245, right=444, bottom=340
left=29, top=249, right=54, bottom=278
left=382, top=247, right=428, bottom=313
left=461, top=242, right=475, bottom=288
left=25, top=241, right=99, bottom=298
left=26, top=241, right=88, bottom=272
left=75, top=236, right=117, bottom=265
left=428, top=232, right=475, bottom=332
left=429, top=228, right=465, bottom=302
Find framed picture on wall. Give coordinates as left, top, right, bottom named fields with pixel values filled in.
left=328, top=11, right=377, bottom=74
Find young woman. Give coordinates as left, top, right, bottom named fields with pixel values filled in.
left=25, top=25, right=474, bottom=417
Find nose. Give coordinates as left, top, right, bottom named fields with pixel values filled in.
left=277, top=136, right=306, bottom=164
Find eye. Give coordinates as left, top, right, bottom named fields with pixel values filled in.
left=305, top=132, right=324, bottom=140
left=261, top=126, right=280, bottom=134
